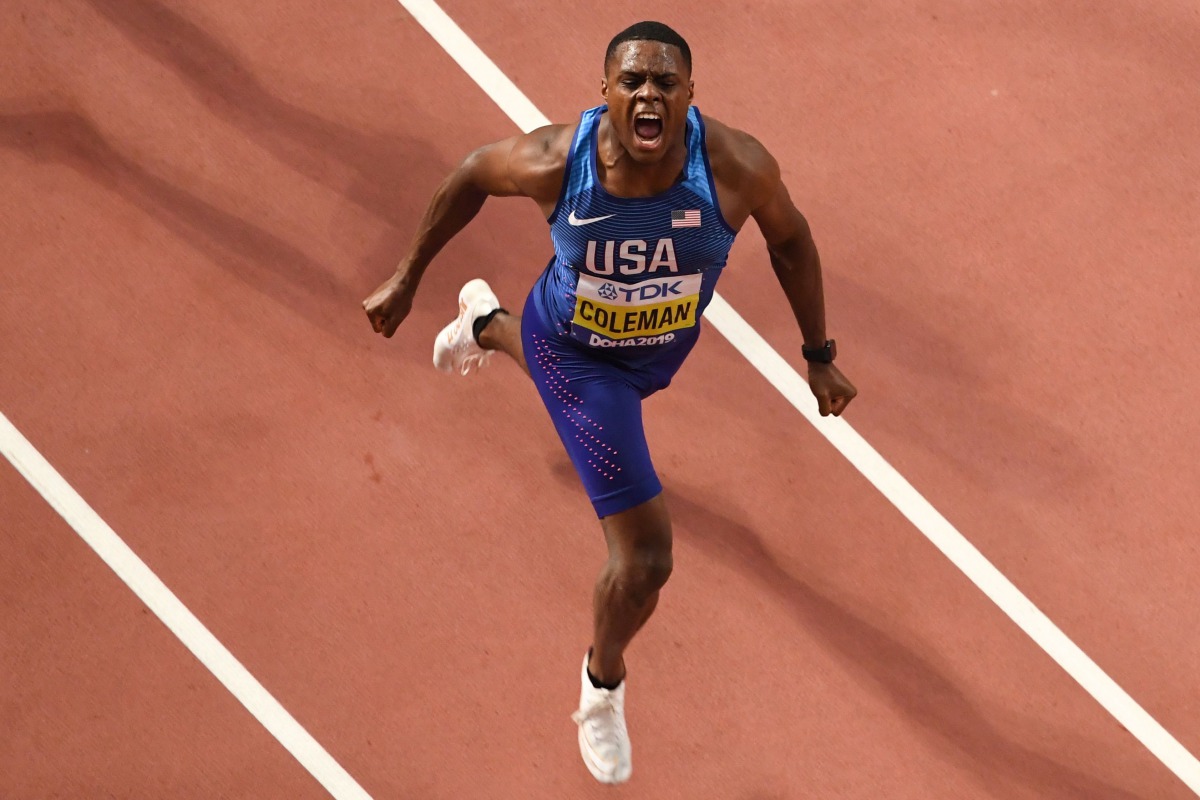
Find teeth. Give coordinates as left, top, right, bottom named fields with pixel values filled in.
left=636, top=113, right=661, bottom=120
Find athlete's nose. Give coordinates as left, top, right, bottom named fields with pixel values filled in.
left=634, top=78, right=661, bottom=103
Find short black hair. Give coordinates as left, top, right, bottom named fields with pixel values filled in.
left=605, top=21, right=692, bottom=74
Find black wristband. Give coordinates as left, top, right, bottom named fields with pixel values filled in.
left=802, top=339, right=836, bottom=363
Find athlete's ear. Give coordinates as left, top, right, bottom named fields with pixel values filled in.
left=600, top=78, right=609, bottom=100
left=688, top=80, right=694, bottom=102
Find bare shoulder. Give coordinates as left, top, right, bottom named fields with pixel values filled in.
left=702, top=115, right=780, bottom=196
left=508, top=123, right=577, bottom=203
left=699, top=113, right=783, bottom=228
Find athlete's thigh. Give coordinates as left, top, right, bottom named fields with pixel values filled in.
left=522, top=295, right=662, bottom=519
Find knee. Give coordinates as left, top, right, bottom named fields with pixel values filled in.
left=618, top=545, right=673, bottom=598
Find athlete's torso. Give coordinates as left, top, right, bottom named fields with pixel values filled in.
left=532, top=105, right=737, bottom=369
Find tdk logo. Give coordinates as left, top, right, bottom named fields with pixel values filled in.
left=601, top=280, right=687, bottom=303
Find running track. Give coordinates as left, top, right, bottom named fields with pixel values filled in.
left=3, top=1, right=1199, bottom=797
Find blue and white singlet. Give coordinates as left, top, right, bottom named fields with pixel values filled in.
left=529, top=104, right=737, bottom=371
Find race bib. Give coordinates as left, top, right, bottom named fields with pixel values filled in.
left=572, top=273, right=702, bottom=344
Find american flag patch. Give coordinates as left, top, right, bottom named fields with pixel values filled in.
left=671, top=209, right=701, bottom=228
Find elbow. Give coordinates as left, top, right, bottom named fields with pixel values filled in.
left=456, top=148, right=486, bottom=189
left=766, top=217, right=815, bottom=265
left=766, top=235, right=806, bottom=267
left=459, top=145, right=488, bottom=174
left=442, top=150, right=490, bottom=203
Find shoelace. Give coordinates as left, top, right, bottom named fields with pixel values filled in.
left=572, top=696, right=625, bottom=751
left=459, top=350, right=492, bottom=376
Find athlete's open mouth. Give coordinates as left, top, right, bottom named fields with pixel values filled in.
left=633, top=112, right=663, bottom=146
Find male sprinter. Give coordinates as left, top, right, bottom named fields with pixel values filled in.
left=363, top=21, right=857, bottom=784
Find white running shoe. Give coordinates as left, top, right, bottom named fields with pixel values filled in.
left=432, top=278, right=501, bottom=376
left=571, top=651, right=632, bottom=784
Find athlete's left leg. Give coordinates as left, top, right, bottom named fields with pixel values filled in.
left=433, top=279, right=529, bottom=376
left=477, top=312, right=527, bottom=375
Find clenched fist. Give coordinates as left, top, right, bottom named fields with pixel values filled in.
left=807, top=362, right=857, bottom=417
left=362, top=273, right=417, bottom=338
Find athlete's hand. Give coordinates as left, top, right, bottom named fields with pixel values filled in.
left=807, top=363, right=857, bottom=417
left=362, top=273, right=417, bottom=338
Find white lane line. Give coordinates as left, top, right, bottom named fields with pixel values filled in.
left=707, top=297, right=1200, bottom=791
left=0, top=411, right=373, bottom=800
left=394, top=0, right=1200, bottom=793
left=398, top=0, right=547, bottom=130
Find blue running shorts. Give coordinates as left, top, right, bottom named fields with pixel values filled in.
left=520, top=288, right=699, bottom=518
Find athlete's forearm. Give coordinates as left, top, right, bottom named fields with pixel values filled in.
left=767, top=224, right=828, bottom=349
left=395, top=162, right=490, bottom=286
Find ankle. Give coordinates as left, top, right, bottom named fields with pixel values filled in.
left=472, top=307, right=507, bottom=347
left=587, top=648, right=626, bottom=689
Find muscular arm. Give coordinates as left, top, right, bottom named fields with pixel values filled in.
left=709, top=120, right=856, bottom=416
left=363, top=125, right=569, bottom=336
left=400, top=138, right=517, bottom=286
left=399, top=127, right=567, bottom=288
left=750, top=166, right=828, bottom=352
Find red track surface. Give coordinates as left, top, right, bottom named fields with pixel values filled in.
left=3, top=1, right=1198, bottom=797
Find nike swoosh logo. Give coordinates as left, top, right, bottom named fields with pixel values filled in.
left=568, top=210, right=616, bottom=226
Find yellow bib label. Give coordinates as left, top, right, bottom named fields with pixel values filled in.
left=572, top=274, right=703, bottom=340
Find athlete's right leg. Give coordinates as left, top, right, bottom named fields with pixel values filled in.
left=446, top=280, right=675, bottom=784
left=589, top=494, right=672, bottom=686
left=518, top=292, right=678, bottom=784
